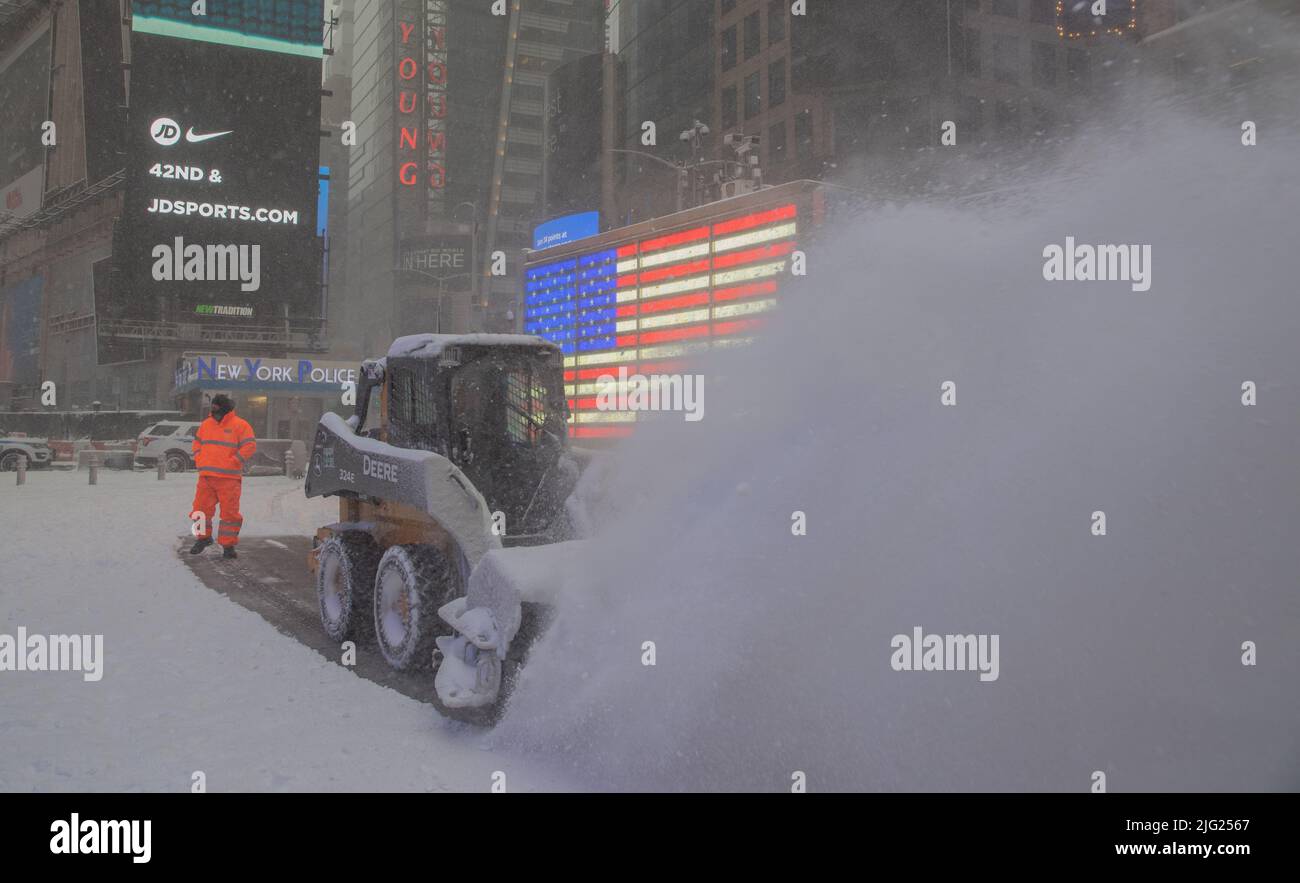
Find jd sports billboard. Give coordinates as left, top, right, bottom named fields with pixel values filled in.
left=120, top=5, right=323, bottom=324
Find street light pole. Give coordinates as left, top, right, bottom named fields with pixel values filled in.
left=390, top=268, right=473, bottom=335
left=608, top=148, right=688, bottom=212
left=608, top=146, right=740, bottom=216
left=451, top=201, right=481, bottom=325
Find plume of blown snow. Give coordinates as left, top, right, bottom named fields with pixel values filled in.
left=493, top=90, right=1300, bottom=790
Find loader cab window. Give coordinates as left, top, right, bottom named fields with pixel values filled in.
left=504, top=367, right=555, bottom=447
left=386, top=362, right=441, bottom=452
left=448, top=349, right=567, bottom=530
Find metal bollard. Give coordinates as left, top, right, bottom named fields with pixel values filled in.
left=157, top=459, right=166, bottom=480
left=16, top=455, right=26, bottom=486
left=89, top=455, right=99, bottom=485
left=284, top=449, right=295, bottom=478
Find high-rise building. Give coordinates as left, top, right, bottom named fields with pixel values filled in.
left=0, top=0, right=130, bottom=409
left=340, top=0, right=602, bottom=353
left=321, top=3, right=355, bottom=358
left=607, top=0, right=715, bottom=225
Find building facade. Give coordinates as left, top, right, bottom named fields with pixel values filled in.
left=0, top=0, right=133, bottom=410
left=340, top=0, right=602, bottom=357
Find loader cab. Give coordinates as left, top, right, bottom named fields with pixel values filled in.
left=382, top=339, right=573, bottom=539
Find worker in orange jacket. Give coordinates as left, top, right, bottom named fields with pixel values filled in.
left=189, top=394, right=257, bottom=559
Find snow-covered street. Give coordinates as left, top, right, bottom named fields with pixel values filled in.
left=0, top=469, right=571, bottom=792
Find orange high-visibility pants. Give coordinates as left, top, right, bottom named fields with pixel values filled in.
left=192, top=474, right=245, bottom=547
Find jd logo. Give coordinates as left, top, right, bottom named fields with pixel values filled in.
left=150, top=118, right=181, bottom=146
left=151, top=117, right=233, bottom=147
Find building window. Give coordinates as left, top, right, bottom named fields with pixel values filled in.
left=769, top=120, right=787, bottom=164
left=744, top=11, right=760, bottom=60
left=995, top=98, right=1020, bottom=135
left=722, top=26, right=737, bottom=72
left=744, top=70, right=761, bottom=119
left=965, top=0, right=981, bottom=11
left=769, top=58, right=786, bottom=108
left=768, top=0, right=786, bottom=44
left=1030, top=0, right=1055, bottom=24
left=992, top=34, right=1019, bottom=84
left=1067, top=47, right=1090, bottom=90
left=963, top=28, right=981, bottom=78
left=1032, top=41, right=1056, bottom=86
left=1031, top=103, right=1055, bottom=135
left=992, top=0, right=1019, bottom=17
left=721, top=84, right=738, bottom=128
left=965, top=96, right=984, bottom=135
left=722, top=0, right=737, bottom=14
left=794, top=109, right=813, bottom=160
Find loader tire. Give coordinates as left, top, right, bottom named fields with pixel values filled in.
left=430, top=601, right=547, bottom=726
left=373, top=544, right=460, bottom=671
left=430, top=657, right=523, bottom=728
left=316, top=532, right=379, bottom=644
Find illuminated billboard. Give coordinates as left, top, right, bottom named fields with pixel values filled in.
left=117, top=19, right=324, bottom=325
left=132, top=0, right=324, bottom=57
left=534, top=212, right=600, bottom=251
left=1057, top=0, right=1138, bottom=39
left=394, top=0, right=449, bottom=223
left=525, top=202, right=799, bottom=439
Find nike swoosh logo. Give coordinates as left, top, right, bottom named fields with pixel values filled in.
left=185, top=127, right=233, bottom=143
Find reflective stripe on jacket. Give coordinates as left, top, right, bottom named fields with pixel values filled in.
left=191, top=412, right=257, bottom=477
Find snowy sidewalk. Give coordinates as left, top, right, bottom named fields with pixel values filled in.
left=0, top=470, right=569, bottom=792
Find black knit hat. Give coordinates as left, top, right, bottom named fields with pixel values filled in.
left=211, top=394, right=234, bottom=412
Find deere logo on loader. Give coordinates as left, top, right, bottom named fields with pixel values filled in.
left=362, top=454, right=398, bottom=483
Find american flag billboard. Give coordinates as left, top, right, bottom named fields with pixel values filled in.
left=525, top=182, right=820, bottom=440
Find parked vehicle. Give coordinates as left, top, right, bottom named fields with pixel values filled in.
left=0, top=434, right=53, bottom=471
left=133, top=421, right=202, bottom=472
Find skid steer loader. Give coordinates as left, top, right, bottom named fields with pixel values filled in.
left=304, top=333, right=593, bottom=723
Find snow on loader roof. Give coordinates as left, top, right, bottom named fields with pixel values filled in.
left=387, top=333, right=558, bottom=359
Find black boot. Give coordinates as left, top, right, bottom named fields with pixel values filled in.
left=190, top=537, right=213, bottom=555
left=222, top=545, right=238, bottom=559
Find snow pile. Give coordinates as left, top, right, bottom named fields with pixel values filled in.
left=494, top=113, right=1300, bottom=790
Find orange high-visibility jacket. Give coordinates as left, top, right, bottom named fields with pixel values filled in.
left=191, top=411, right=257, bottom=478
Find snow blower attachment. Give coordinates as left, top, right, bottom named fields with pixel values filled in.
left=305, top=334, right=588, bottom=723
